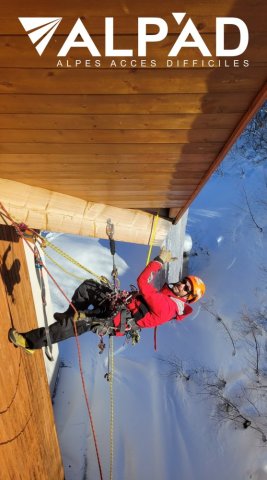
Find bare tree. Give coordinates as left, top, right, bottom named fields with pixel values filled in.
left=200, top=370, right=267, bottom=443
left=241, top=185, right=264, bottom=232
left=201, top=298, right=236, bottom=356
left=238, top=101, right=267, bottom=166
left=239, top=309, right=265, bottom=377
left=157, top=354, right=193, bottom=381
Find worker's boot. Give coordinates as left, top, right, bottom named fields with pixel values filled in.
left=8, top=328, right=35, bottom=354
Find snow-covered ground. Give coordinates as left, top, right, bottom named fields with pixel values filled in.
left=49, top=103, right=267, bottom=480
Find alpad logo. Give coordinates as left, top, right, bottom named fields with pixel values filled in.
left=18, top=15, right=249, bottom=68
left=19, top=17, right=62, bottom=55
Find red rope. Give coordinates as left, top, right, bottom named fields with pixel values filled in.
left=72, top=322, right=103, bottom=480
left=0, top=203, right=104, bottom=480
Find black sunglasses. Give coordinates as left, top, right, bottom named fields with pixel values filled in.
left=181, top=278, right=192, bottom=293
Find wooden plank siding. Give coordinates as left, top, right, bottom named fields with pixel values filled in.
left=0, top=113, right=243, bottom=129
left=0, top=225, right=64, bottom=479
left=0, top=0, right=266, bottom=24
left=0, top=68, right=265, bottom=95
left=0, top=93, right=257, bottom=114
left=0, top=0, right=266, bottom=218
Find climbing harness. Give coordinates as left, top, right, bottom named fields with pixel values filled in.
left=101, top=220, right=141, bottom=349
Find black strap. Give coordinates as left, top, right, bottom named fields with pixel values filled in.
left=119, top=307, right=128, bottom=334
left=132, top=296, right=149, bottom=322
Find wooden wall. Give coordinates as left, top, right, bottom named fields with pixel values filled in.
left=0, top=226, right=64, bottom=479
left=0, top=0, right=266, bottom=217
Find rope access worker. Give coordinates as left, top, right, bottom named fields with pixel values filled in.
left=8, top=247, right=206, bottom=352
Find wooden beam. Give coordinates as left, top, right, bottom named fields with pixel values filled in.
left=0, top=178, right=171, bottom=244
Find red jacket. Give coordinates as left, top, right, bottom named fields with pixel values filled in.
left=113, top=260, right=193, bottom=333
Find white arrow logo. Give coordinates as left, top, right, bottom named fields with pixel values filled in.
left=18, top=17, right=62, bottom=55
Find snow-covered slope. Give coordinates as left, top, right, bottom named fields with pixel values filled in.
left=51, top=103, right=267, bottom=480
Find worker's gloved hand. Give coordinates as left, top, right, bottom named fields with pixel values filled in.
left=73, top=311, right=87, bottom=322
left=155, top=246, right=177, bottom=264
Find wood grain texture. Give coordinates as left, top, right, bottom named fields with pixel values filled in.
left=1, top=13, right=266, bottom=35
left=0, top=225, right=64, bottom=480
left=0, top=113, right=242, bottom=129
left=0, top=180, right=172, bottom=243
left=0, top=0, right=264, bottom=18
left=0, top=93, right=255, bottom=114
left=0, top=128, right=232, bottom=143
left=0, top=68, right=265, bottom=95
left=0, top=0, right=266, bottom=216
left=0, top=142, right=224, bottom=154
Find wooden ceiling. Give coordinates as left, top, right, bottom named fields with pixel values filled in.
left=0, top=0, right=266, bottom=221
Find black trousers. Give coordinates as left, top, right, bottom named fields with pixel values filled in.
left=23, top=316, right=94, bottom=349
left=71, top=278, right=113, bottom=313
left=22, top=279, right=113, bottom=349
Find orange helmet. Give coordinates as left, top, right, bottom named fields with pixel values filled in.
left=185, top=275, right=206, bottom=303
